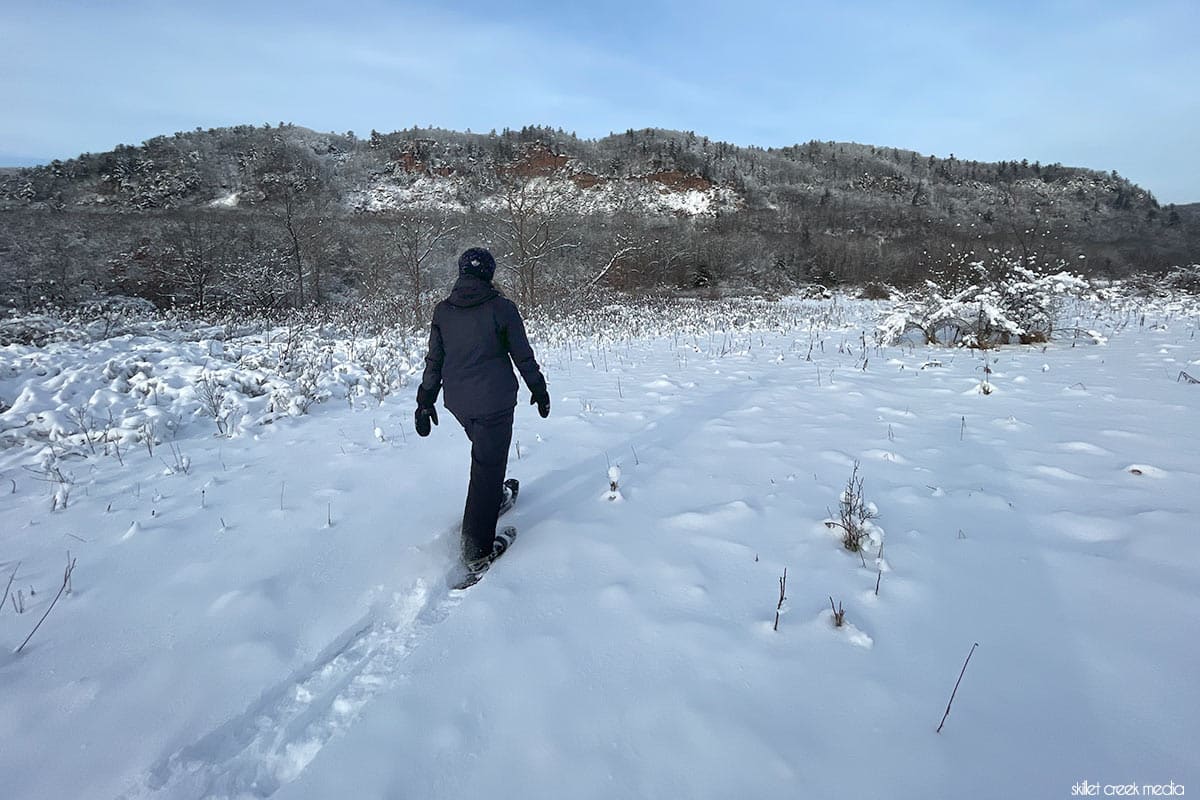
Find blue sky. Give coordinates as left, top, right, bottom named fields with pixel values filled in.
left=2, top=0, right=1197, bottom=203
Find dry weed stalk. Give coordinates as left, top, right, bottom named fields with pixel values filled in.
left=774, top=568, right=787, bottom=631
left=16, top=554, right=77, bottom=654
left=1, top=562, right=18, bottom=614
left=829, top=596, right=845, bottom=627
left=936, top=642, right=979, bottom=733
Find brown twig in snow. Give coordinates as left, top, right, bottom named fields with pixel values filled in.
left=773, top=568, right=787, bottom=631
left=830, top=596, right=845, bottom=627
left=1, top=562, right=18, bottom=614
left=16, top=557, right=77, bottom=654
left=875, top=540, right=884, bottom=595
left=937, top=642, right=979, bottom=733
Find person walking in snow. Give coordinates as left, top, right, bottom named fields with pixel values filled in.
left=415, top=247, right=550, bottom=581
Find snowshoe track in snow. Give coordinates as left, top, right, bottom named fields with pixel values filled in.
left=119, top=568, right=463, bottom=799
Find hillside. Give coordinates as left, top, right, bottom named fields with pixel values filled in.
left=1, top=124, right=1196, bottom=312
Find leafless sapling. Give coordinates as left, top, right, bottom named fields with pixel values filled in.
left=106, top=416, right=124, bottom=466
left=196, top=372, right=229, bottom=436
left=824, top=461, right=878, bottom=558
left=139, top=422, right=156, bottom=457
left=70, top=405, right=98, bottom=455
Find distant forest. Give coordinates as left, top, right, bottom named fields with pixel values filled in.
left=1, top=123, right=1196, bottom=321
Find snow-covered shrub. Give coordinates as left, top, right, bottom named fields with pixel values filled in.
left=877, top=253, right=1087, bottom=347
left=1117, top=266, right=1200, bottom=299
left=0, top=314, right=64, bottom=346
left=791, top=282, right=832, bottom=300
left=30, top=447, right=74, bottom=511
left=606, top=465, right=622, bottom=502
left=0, top=297, right=160, bottom=346
left=195, top=373, right=234, bottom=436
left=0, top=309, right=427, bottom=453
left=859, top=282, right=893, bottom=300
left=824, top=461, right=880, bottom=556
left=1164, top=265, right=1200, bottom=295
left=527, top=291, right=821, bottom=347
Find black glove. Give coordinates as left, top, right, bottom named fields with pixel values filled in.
left=530, top=384, right=550, bottom=419
left=415, top=405, right=438, bottom=437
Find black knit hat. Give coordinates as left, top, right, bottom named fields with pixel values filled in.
left=458, top=247, right=496, bottom=281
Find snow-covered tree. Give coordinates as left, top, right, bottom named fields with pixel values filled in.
left=877, top=252, right=1088, bottom=346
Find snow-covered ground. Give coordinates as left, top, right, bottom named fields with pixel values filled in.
left=1, top=294, right=1197, bottom=800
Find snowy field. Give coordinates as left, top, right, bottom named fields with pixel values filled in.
left=1, top=292, right=1198, bottom=800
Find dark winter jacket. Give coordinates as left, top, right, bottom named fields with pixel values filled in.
left=418, top=275, right=546, bottom=419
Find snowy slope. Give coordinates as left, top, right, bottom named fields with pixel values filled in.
left=1, top=296, right=1197, bottom=800
left=349, top=174, right=742, bottom=217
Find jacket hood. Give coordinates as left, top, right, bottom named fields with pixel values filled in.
left=447, top=274, right=500, bottom=308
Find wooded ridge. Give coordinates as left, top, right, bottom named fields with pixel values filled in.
left=1, top=123, right=1195, bottom=313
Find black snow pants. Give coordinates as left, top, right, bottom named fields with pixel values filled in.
left=452, top=407, right=514, bottom=562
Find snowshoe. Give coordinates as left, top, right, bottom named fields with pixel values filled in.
left=449, top=525, right=518, bottom=590
left=498, top=478, right=520, bottom=517
left=491, top=524, right=517, bottom=561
